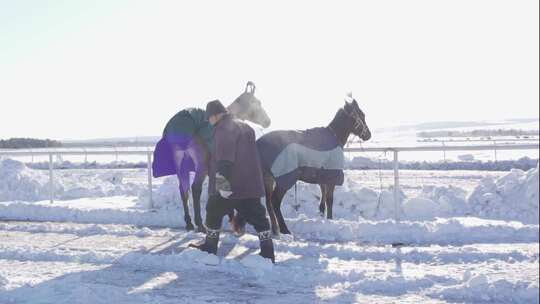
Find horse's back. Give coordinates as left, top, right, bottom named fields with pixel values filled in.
left=257, top=127, right=344, bottom=189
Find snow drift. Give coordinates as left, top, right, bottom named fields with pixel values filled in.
left=0, top=159, right=143, bottom=202
left=1, top=157, right=538, bottom=225
left=468, top=163, right=539, bottom=224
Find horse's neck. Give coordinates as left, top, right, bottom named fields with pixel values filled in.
left=328, top=113, right=352, bottom=147
left=333, top=128, right=351, bottom=147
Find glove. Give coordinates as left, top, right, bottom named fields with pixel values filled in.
left=216, top=173, right=232, bottom=198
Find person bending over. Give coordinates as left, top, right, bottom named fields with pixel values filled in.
left=190, top=100, right=275, bottom=263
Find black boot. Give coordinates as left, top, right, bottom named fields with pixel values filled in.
left=189, top=229, right=219, bottom=254
left=258, top=230, right=275, bottom=263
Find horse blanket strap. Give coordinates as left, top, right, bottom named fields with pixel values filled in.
left=257, top=127, right=345, bottom=190
left=258, top=230, right=273, bottom=241
left=206, top=228, right=220, bottom=239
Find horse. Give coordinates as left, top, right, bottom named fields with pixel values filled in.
left=152, top=82, right=271, bottom=232
left=256, top=96, right=371, bottom=235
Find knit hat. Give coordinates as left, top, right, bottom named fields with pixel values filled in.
left=205, top=99, right=227, bottom=119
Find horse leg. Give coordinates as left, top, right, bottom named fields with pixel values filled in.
left=263, top=173, right=281, bottom=236
left=172, top=147, right=195, bottom=231
left=191, top=177, right=205, bottom=233
left=319, top=184, right=327, bottom=217
left=180, top=186, right=194, bottom=231
left=272, top=187, right=291, bottom=234
left=326, top=184, right=335, bottom=220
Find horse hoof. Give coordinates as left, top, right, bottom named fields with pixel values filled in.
left=196, top=226, right=207, bottom=233
left=186, top=223, right=195, bottom=231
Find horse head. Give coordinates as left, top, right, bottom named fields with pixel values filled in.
left=344, top=94, right=371, bottom=141
left=227, top=81, right=271, bottom=128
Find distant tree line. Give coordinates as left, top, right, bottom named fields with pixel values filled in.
left=417, top=129, right=539, bottom=138
left=0, top=138, right=62, bottom=149
left=62, top=141, right=157, bottom=148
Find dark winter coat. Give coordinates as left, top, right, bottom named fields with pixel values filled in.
left=208, top=114, right=265, bottom=199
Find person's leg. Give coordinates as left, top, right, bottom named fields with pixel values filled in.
left=189, top=195, right=231, bottom=254
left=235, top=198, right=275, bottom=263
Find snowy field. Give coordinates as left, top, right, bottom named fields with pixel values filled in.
left=0, top=158, right=539, bottom=303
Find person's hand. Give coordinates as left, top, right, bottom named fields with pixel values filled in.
left=216, top=173, right=232, bottom=198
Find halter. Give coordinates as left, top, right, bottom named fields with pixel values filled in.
left=344, top=105, right=369, bottom=141
left=327, top=107, right=368, bottom=146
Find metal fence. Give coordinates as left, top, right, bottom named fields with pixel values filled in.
left=1, top=143, right=538, bottom=219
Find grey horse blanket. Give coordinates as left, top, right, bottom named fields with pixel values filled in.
left=257, top=127, right=344, bottom=191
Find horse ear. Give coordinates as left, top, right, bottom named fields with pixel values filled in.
left=344, top=92, right=354, bottom=105
left=245, top=81, right=256, bottom=94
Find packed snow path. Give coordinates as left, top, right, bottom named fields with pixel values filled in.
left=0, top=221, right=538, bottom=303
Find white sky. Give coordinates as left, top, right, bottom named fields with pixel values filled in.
left=0, top=0, right=538, bottom=140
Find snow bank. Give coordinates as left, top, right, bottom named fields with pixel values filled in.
left=401, top=185, right=468, bottom=221
left=1, top=200, right=537, bottom=245
left=139, top=176, right=209, bottom=210
left=0, top=159, right=144, bottom=202
left=286, top=217, right=538, bottom=245
left=0, top=273, right=7, bottom=291
left=0, top=222, right=170, bottom=238
left=432, top=272, right=539, bottom=303
left=0, top=159, right=54, bottom=201
left=468, top=164, right=539, bottom=224
left=0, top=199, right=183, bottom=228
left=273, top=164, right=538, bottom=224
left=2, top=157, right=538, bottom=236
left=282, top=164, right=538, bottom=224
left=276, top=178, right=404, bottom=222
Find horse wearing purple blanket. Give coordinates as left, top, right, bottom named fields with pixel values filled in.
left=152, top=82, right=271, bottom=232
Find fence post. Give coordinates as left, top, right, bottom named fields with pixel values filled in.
left=147, top=152, right=153, bottom=208
left=49, top=153, right=54, bottom=203
left=393, top=150, right=400, bottom=221
left=442, top=141, right=446, bottom=162
left=493, top=141, right=498, bottom=162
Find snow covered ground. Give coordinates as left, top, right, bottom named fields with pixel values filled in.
left=0, top=158, right=539, bottom=303
left=0, top=222, right=538, bottom=303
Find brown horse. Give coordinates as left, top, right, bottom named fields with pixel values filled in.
left=258, top=97, right=371, bottom=235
